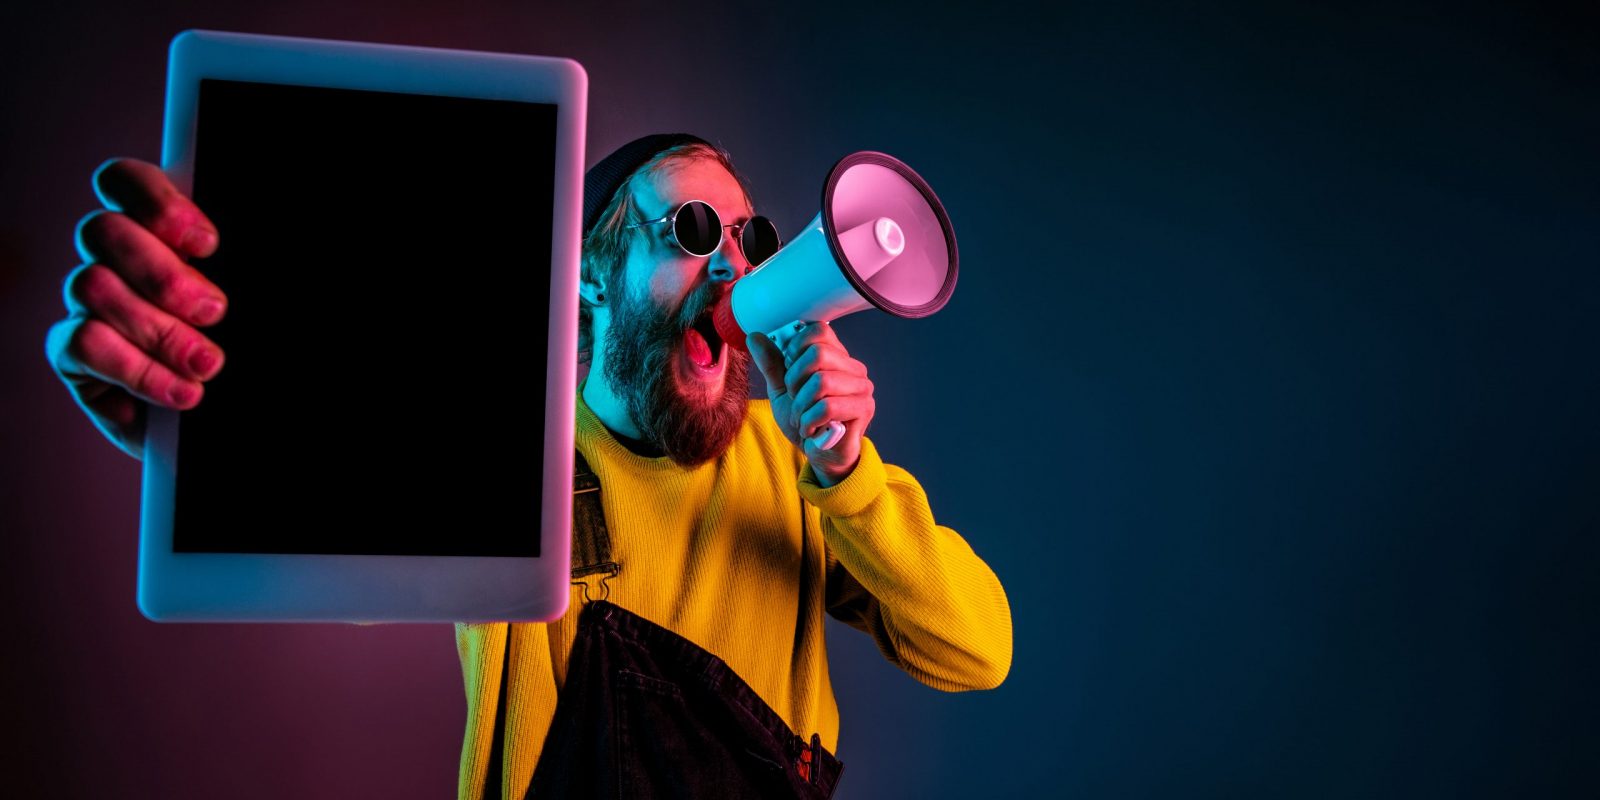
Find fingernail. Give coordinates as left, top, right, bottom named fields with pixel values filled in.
left=183, top=227, right=218, bottom=257
left=168, top=383, right=196, bottom=407
left=193, top=297, right=225, bottom=326
left=188, top=347, right=218, bottom=379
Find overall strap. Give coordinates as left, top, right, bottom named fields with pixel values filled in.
left=570, top=449, right=621, bottom=597
left=482, top=449, right=619, bottom=800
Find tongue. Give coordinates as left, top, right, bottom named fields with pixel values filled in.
left=684, top=327, right=714, bottom=368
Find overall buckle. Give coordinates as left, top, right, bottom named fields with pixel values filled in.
left=795, top=732, right=822, bottom=784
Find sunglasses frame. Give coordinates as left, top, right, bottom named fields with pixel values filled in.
left=626, top=199, right=782, bottom=266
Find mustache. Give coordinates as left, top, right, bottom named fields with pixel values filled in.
left=672, top=282, right=727, bottom=334
left=615, top=280, right=743, bottom=367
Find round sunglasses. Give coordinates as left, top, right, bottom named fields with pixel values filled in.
left=626, top=200, right=782, bottom=267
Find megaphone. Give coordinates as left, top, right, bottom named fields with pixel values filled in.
left=713, top=151, right=959, bottom=450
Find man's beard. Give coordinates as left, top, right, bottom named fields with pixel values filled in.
left=601, top=280, right=751, bottom=467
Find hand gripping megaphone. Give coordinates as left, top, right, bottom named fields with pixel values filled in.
left=713, top=152, right=959, bottom=450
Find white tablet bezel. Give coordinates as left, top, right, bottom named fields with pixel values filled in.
left=140, top=29, right=584, bottom=623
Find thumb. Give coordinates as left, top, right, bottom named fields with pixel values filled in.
left=746, top=333, right=787, bottom=393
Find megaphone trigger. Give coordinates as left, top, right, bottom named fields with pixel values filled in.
left=810, top=422, right=847, bottom=451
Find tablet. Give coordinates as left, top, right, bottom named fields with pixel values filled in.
left=138, top=30, right=585, bottom=622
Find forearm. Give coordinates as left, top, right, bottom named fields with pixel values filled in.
left=799, top=437, right=1013, bottom=691
left=454, top=622, right=559, bottom=800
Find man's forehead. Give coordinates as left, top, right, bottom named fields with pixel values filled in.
left=632, top=158, right=753, bottom=218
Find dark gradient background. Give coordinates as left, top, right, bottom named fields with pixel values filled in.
left=3, top=1, right=1596, bottom=798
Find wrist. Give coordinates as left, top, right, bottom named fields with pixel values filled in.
left=798, top=437, right=885, bottom=518
left=810, top=459, right=855, bottom=488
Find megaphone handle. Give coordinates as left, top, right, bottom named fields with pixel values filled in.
left=769, top=320, right=848, bottom=451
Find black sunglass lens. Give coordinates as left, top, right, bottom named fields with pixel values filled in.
left=673, top=201, right=721, bottom=256
left=741, top=216, right=781, bottom=266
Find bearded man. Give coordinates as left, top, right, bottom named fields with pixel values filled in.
left=46, top=134, right=1013, bottom=800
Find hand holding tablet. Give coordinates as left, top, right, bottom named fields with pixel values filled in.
left=52, top=157, right=228, bottom=459
left=46, top=30, right=588, bottom=623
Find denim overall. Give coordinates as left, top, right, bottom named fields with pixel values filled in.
left=483, top=450, right=844, bottom=800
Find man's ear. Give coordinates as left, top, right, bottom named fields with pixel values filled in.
left=579, top=275, right=608, bottom=307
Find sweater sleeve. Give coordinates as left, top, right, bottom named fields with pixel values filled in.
left=453, top=622, right=562, bottom=800
left=797, top=436, right=1013, bottom=692
left=455, top=621, right=506, bottom=800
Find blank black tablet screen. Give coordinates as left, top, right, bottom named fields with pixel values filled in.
left=176, top=78, right=555, bottom=556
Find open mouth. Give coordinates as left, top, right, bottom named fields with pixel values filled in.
left=683, top=310, right=725, bottom=372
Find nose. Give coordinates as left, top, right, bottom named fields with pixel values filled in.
left=707, top=234, right=750, bottom=286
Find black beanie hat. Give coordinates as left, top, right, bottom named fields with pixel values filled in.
left=582, top=133, right=713, bottom=238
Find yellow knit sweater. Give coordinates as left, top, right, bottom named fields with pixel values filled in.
left=453, top=389, right=1013, bottom=799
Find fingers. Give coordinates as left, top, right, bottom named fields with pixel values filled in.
left=778, top=320, right=841, bottom=364
left=750, top=322, right=876, bottom=453
left=62, top=262, right=224, bottom=383
left=797, top=394, right=875, bottom=440
left=51, top=315, right=205, bottom=410
left=746, top=333, right=788, bottom=393
left=73, top=210, right=228, bottom=327
left=788, top=370, right=872, bottom=431
left=45, top=317, right=149, bottom=458
left=45, top=158, right=221, bottom=460
left=781, top=336, right=866, bottom=399
left=92, top=158, right=219, bottom=259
